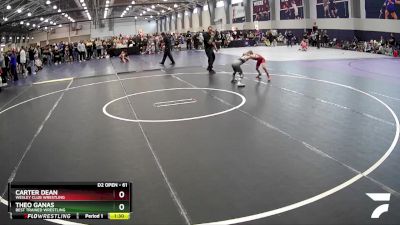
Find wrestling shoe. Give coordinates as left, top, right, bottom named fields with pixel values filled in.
left=231, top=73, right=237, bottom=83
left=237, top=81, right=245, bottom=87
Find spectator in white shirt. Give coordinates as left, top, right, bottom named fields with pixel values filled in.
left=77, top=41, right=86, bottom=62
left=19, top=46, right=27, bottom=77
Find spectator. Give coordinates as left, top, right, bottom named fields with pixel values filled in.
left=19, top=46, right=27, bottom=77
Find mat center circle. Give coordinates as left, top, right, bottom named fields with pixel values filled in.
left=102, top=88, right=246, bottom=123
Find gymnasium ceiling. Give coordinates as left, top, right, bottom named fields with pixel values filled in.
left=0, top=0, right=205, bottom=35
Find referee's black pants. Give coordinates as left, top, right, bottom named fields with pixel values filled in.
left=161, top=49, right=175, bottom=64
left=205, top=48, right=215, bottom=71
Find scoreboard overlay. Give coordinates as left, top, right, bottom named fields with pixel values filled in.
left=8, top=182, right=132, bottom=220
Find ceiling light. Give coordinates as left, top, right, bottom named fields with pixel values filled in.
left=193, top=8, right=198, bottom=14
left=28, top=12, right=32, bottom=17
left=174, top=4, right=178, bottom=8
left=128, top=5, right=131, bottom=8
left=40, top=17, right=44, bottom=21
left=203, top=5, right=208, bottom=11
left=84, top=6, right=87, bottom=9
left=185, top=11, right=188, bottom=16
left=135, top=16, right=138, bottom=19
left=80, top=0, right=84, bottom=3
left=45, top=19, right=49, bottom=22
left=216, top=1, right=224, bottom=8
left=45, top=27, right=48, bottom=30
left=168, top=7, right=172, bottom=10
left=161, top=10, right=165, bottom=13
left=20, top=21, right=24, bottom=24
left=9, top=37, right=12, bottom=40
left=58, top=24, right=62, bottom=27
left=58, top=9, right=61, bottom=13
left=17, top=37, right=19, bottom=40
left=53, top=5, right=57, bottom=9
left=150, top=15, right=153, bottom=18
left=46, top=1, right=51, bottom=4
left=147, top=8, right=150, bottom=11
left=163, top=0, right=167, bottom=1
left=157, top=12, right=160, bottom=15
left=3, top=17, right=8, bottom=21
left=50, top=21, right=53, bottom=24
left=139, top=13, right=142, bottom=16
left=17, top=9, right=22, bottom=13
left=26, top=22, right=30, bottom=26
left=151, top=5, right=155, bottom=9
left=6, top=5, right=11, bottom=10
left=38, top=25, right=41, bottom=28
left=31, top=37, right=34, bottom=40
left=126, top=7, right=129, bottom=10
left=131, top=1, right=135, bottom=4
left=33, top=24, right=36, bottom=27
left=54, top=23, right=57, bottom=25
left=82, top=3, right=86, bottom=7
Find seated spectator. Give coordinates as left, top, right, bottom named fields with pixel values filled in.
left=377, top=44, right=386, bottom=54
left=299, top=39, right=308, bottom=51
left=119, top=50, right=129, bottom=63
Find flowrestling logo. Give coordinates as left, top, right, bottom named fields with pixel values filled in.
left=366, top=193, right=391, bottom=219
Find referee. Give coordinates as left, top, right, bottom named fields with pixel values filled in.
left=160, top=32, right=175, bottom=65
left=203, top=26, right=217, bottom=73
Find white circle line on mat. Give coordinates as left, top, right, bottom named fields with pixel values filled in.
left=196, top=75, right=399, bottom=225
left=102, top=88, right=246, bottom=123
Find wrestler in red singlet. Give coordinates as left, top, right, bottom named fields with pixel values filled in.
left=249, top=52, right=271, bottom=82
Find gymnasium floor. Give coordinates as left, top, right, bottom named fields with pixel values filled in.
left=0, top=46, right=399, bottom=225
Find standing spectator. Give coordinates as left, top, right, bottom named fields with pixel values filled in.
left=198, top=32, right=204, bottom=49
left=95, top=39, right=102, bottom=59
left=54, top=45, right=61, bottom=65
left=286, top=31, right=294, bottom=47
left=0, top=51, right=7, bottom=86
left=193, top=33, right=199, bottom=49
left=102, top=40, right=108, bottom=57
left=20, top=46, right=27, bottom=77
left=313, top=22, right=320, bottom=49
left=186, top=31, right=193, bottom=50
left=388, top=33, right=396, bottom=50
left=379, top=36, right=386, bottom=45
left=28, top=46, right=36, bottom=75
left=73, top=42, right=79, bottom=61
left=86, top=40, right=93, bottom=60
left=78, top=41, right=86, bottom=62
left=49, top=46, right=54, bottom=65
left=10, top=51, right=18, bottom=81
